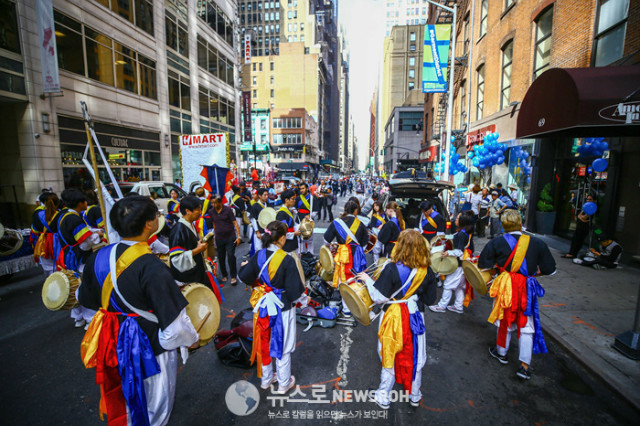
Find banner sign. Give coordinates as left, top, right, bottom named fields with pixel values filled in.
left=36, top=0, right=60, bottom=93
left=466, top=124, right=496, bottom=148
left=242, top=91, right=252, bottom=142
left=244, top=34, right=251, bottom=63
left=180, top=133, right=228, bottom=189
left=422, top=24, right=451, bottom=93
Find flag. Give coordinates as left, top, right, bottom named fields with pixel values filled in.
left=200, top=164, right=234, bottom=203
left=422, top=24, right=451, bottom=93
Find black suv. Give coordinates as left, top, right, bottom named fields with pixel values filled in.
left=386, top=177, right=454, bottom=233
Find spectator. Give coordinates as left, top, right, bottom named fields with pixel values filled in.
left=209, top=195, right=242, bottom=285
left=476, top=187, right=491, bottom=237
left=251, top=168, right=259, bottom=183
left=488, top=190, right=506, bottom=239
left=572, top=234, right=622, bottom=270
left=563, top=194, right=595, bottom=259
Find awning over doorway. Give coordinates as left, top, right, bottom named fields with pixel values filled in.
left=516, top=66, right=640, bottom=139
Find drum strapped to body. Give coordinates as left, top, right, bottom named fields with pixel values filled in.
left=461, top=259, right=496, bottom=296
left=42, top=270, right=81, bottom=311
left=430, top=251, right=459, bottom=275
left=364, top=233, right=377, bottom=253
left=181, top=283, right=221, bottom=347
left=339, top=280, right=374, bottom=326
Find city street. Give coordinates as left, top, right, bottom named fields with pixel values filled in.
left=0, top=196, right=637, bottom=425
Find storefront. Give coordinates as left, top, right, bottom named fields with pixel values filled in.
left=58, top=115, right=162, bottom=189
left=517, top=66, right=640, bottom=260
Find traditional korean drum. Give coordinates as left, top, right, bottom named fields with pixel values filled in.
left=288, top=252, right=306, bottom=284
left=364, top=233, right=377, bottom=253
left=42, top=270, right=81, bottom=311
left=319, top=245, right=335, bottom=275
left=461, top=260, right=496, bottom=296
left=181, top=283, right=221, bottom=347
left=339, top=280, right=374, bottom=326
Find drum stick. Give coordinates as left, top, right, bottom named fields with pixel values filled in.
left=195, top=312, right=211, bottom=333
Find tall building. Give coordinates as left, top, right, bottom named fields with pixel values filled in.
left=384, top=0, right=430, bottom=36
left=0, top=0, right=238, bottom=220
left=378, top=24, right=425, bottom=174
left=338, top=28, right=350, bottom=173
left=369, top=88, right=378, bottom=174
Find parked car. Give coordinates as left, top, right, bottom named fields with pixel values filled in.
left=129, top=181, right=187, bottom=213
left=386, top=177, right=454, bottom=233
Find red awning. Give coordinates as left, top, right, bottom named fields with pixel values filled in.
left=516, top=66, right=640, bottom=139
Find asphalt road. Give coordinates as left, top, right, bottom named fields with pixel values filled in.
left=0, top=195, right=637, bottom=425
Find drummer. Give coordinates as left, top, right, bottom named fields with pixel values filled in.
left=417, top=201, right=445, bottom=240
left=296, top=183, right=318, bottom=254
left=356, top=229, right=438, bottom=409
left=78, top=194, right=199, bottom=425
left=368, top=201, right=386, bottom=262
left=378, top=201, right=405, bottom=259
left=429, top=212, right=475, bottom=314
left=82, top=190, right=104, bottom=230
left=478, top=210, right=556, bottom=380
left=323, top=201, right=369, bottom=317
left=250, top=188, right=270, bottom=254
left=238, top=221, right=306, bottom=394
left=31, top=192, right=61, bottom=277
left=276, top=190, right=301, bottom=253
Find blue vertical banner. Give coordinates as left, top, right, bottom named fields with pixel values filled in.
left=422, top=24, right=451, bottom=93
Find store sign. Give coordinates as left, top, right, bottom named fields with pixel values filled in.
left=111, top=137, right=129, bottom=148
left=242, top=91, right=252, bottom=142
left=466, top=125, right=496, bottom=148
left=275, top=145, right=303, bottom=152
left=244, top=34, right=251, bottom=63
left=109, top=153, right=125, bottom=160
left=599, top=101, right=640, bottom=124
left=180, top=133, right=228, bottom=189
left=419, top=145, right=438, bottom=163
left=35, top=0, right=60, bottom=93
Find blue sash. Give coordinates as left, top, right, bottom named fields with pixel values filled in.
left=503, top=234, right=547, bottom=354
left=256, top=249, right=284, bottom=359
left=334, top=219, right=367, bottom=273
left=390, top=217, right=401, bottom=233
left=396, top=263, right=425, bottom=381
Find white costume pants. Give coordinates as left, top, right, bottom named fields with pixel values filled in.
left=71, top=264, right=97, bottom=324
left=495, top=316, right=534, bottom=365
left=140, top=350, right=178, bottom=426
left=436, top=267, right=466, bottom=310
left=372, top=240, right=383, bottom=263
left=300, top=234, right=314, bottom=254
left=39, top=257, right=56, bottom=277
left=375, top=312, right=426, bottom=405
left=261, top=308, right=297, bottom=389
left=252, top=230, right=263, bottom=252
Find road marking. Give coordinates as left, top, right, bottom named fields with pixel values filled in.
left=336, top=325, right=354, bottom=388
left=572, top=316, right=614, bottom=336
left=313, top=227, right=328, bottom=234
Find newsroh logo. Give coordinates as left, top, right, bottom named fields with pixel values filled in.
left=225, top=380, right=260, bottom=416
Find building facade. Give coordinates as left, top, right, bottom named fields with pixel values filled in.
left=0, top=0, right=239, bottom=223
left=270, top=107, right=319, bottom=177
left=383, top=105, right=423, bottom=173
left=384, top=0, right=430, bottom=36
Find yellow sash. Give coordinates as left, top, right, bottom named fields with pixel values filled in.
left=300, top=195, right=311, bottom=211
left=80, top=242, right=152, bottom=368
left=249, top=249, right=287, bottom=377
left=332, top=218, right=363, bottom=287
left=487, top=235, right=530, bottom=324
left=278, top=206, right=294, bottom=219
left=373, top=214, right=386, bottom=225
left=426, top=215, right=437, bottom=229
left=378, top=267, right=428, bottom=369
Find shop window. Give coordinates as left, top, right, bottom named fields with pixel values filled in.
left=594, top=0, right=629, bottom=66
left=96, top=0, right=154, bottom=35
left=500, top=40, right=513, bottom=109
left=533, top=6, right=553, bottom=80
left=0, top=0, right=21, bottom=54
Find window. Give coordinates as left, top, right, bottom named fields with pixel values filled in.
left=398, top=111, right=422, bottom=131
left=479, top=0, right=487, bottom=38
left=168, top=72, right=190, bottom=111
left=500, top=41, right=513, bottom=109
left=54, top=11, right=85, bottom=76
left=96, top=0, right=154, bottom=35
left=270, top=75, right=274, bottom=84
left=409, top=57, right=415, bottom=67
left=408, top=82, right=415, bottom=90
left=85, top=29, right=114, bottom=86
left=476, top=65, right=484, bottom=120
left=165, top=12, right=188, bottom=58
left=253, top=63, right=256, bottom=71
left=195, top=0, right=234, bottom=46
left=253, top=89, right=257, bottom=97
left=270, top=89, right=275, bottom=97
left=460, top=80, right=466, bottom=128
left=409, top=69, right=415, bottom=79
left=0, top=0, right=20, bottom=54
left=594, top=0, right=630, bottom=66
left=533, top=7, right=553, bottom=79
left=505, top=0, right=515, bottom=10
left=196, top=35, right=235, bottom=86
left=409, top=32, right=416, bottom=41
left=252, top=76, right=257, bottom=85
left=259, top=63, right=263, bottom=71
left=409, top=44, right=416, bottom=51
left=270, top=62, right=274, bottom=71
left=463, top=14, right=469, bottom=55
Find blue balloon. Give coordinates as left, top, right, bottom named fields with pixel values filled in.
left=472, top=158, right=479, bottom=167
left=582, top=201, right=598, bottom=216
left=479, top=163, right=486, bottom=170
left=494, top=133, right=500, bottom=140
left=468, top=151, right=474, bottom=159
left=602, top=141, right=609, bottom=150
left=451, top=136, right=456, bottom=143
left=526, top=177, right=531, bottom=184
left=497, top=150, right=504, bottom=157
left=593, top=158, right=608, bottom=172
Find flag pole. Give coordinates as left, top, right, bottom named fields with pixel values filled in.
left=80, top=101, right=109, bottom=243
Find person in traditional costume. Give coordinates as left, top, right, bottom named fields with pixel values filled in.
left=295, top=182, right=318, bottom=254
left=479, top=210, right=556, bottom=380
left=78, top=195, right=199, bottom=426
left=377, top=201, right=404, bottom=259
left=416, top=200, right=445, bottom=240
left=230, top=186, right=247, bottom=236
left=356, top=229, right=438, bottom=409
left=238, top=221, right=305, bottom=394
left=56, top=189, right=104, bottom=328
left=323, top=201, right=368, bottom=317
left=429, top=213, right=475, bottom=314
left=250, top=188, right=270, bottom=255
left=83, top=190, right=105, bottom=230
left=368, top=201, right=386, bottom=263
left=166, top=189, right=181, bottom=229
left=275, top=190, right=300, bottom=253
left=31, top=192, right=61, bottom=276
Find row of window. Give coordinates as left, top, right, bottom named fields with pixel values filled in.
left=272, top=133, right=302, bottom=144
left=242, top=1, right=282, bottom=11
left=166, top=11, right=189, bottom=58
left=273, top=117, right=302, bottom=129
left=242, top=25, right=281, bottom=35
left=272, top=152, right=303, bottom=160
left=196, top=0, right=234, bottom=47
left=54, top=10, right=157, bottom=99
left=199, top=86, right=236, bottom=127
left=241, top=12, right=281, bottom=24
left=96, top=0, right=154, bottom=36
left=197, top=36, right=235, bottom=86
left=287, top=23, right=304, bottom=32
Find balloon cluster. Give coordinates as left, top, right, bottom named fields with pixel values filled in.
left=511, top=146, right=533, bottom=184
left=578, top=137, right=609, bottom=158
left=433, top=151, right=469, bottom=175
left=468, top=132, right=505, bottom=170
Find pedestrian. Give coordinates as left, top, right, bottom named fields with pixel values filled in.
left=480, top=210, right=556, bottom=380
left=477, top=187, right=491, bottom=237
left=356, top=229, right=438, bottom=409
left=563, top=194, right=595, bottom=259
left=368, top=201, right=387, bottom=262
left=209, top=194, right=242, bottom=285
left=488, top=190, right=506, bottom=239
left=251, top=168, right=260, bottom=184
left=361, top=192, right=378, bottom=217
left=572, top=234, right=622, bottom=270
left=240, top=182, right=252, bottom=237
left=276, top=189, right=301, bottom=253
left=78, top=195, right=199, bottom=425
left=429, top=213, right=475, bottom=314
left=322, top=184, right=335, bottom=222
left=469, top=185, right=482, bottom=222
left=238, top=220, right=305, bottom=393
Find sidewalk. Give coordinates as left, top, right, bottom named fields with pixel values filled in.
left=476, top=232, right=640, bottom=411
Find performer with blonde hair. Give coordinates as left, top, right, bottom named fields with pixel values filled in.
left=479, top=209, right=556, bottom=380
left=357, top=229, right=438, bottom=409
